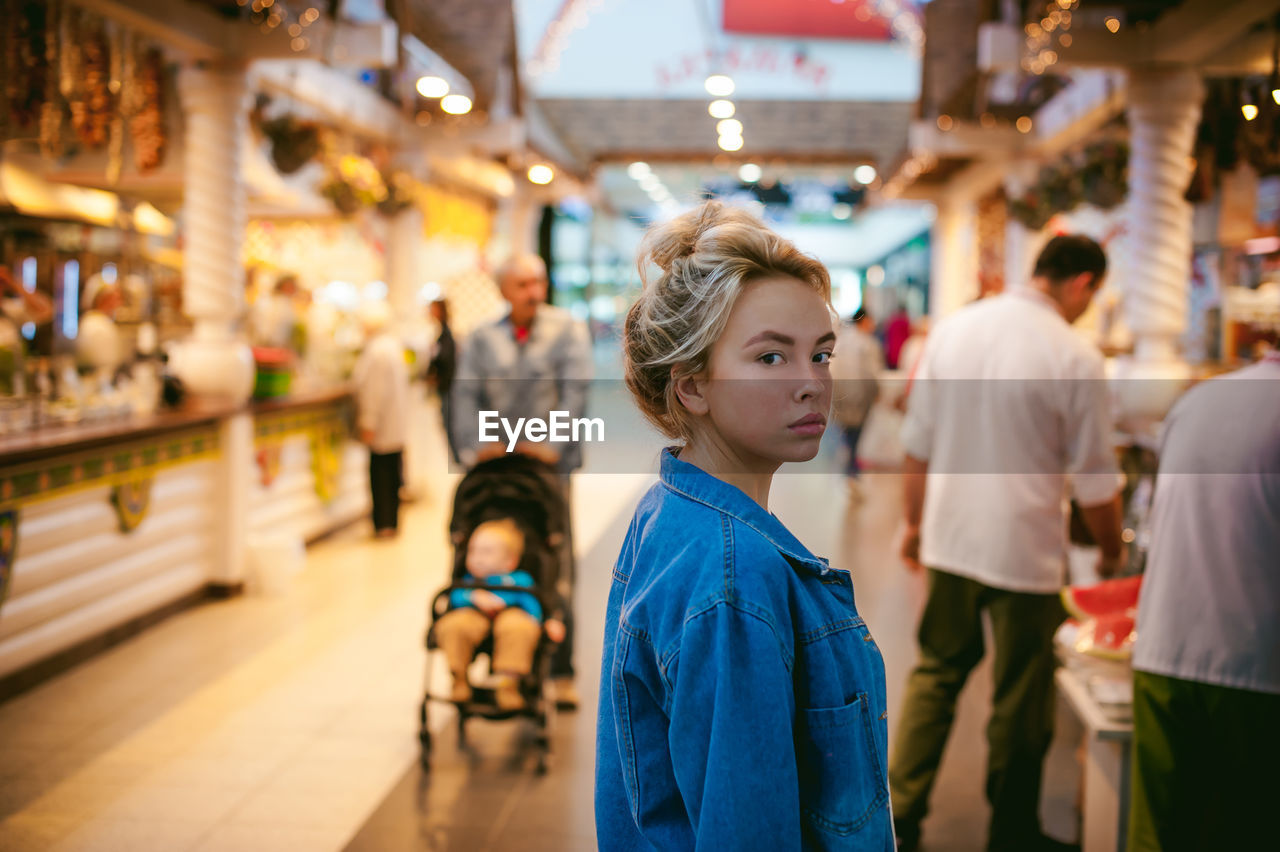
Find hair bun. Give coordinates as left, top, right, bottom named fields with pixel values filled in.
left=641, top=201, right=736, bottom=273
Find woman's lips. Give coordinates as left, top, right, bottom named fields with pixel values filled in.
left=788, top=413, right=827, bottom=436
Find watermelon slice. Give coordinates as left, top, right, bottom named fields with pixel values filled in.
left=1074, top=609, right=1136, bottom=661
left=1061, top=574, right=1143, bottom=621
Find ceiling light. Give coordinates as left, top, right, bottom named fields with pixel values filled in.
left=716, top=119, right=743, bottom=137
left=440, top=94, right=472, bottom=114
left=709, top=99, right=736, bottom=119
left=1243, top=103, right=1259, bottom=121
left=627, top=161, right=650, bottom=179
left=738, top=163, right=762, bottom=182
left=639, top=174, right=661, bottom=191
left=1016, top=116, right=1033, bottom=133
left=832, top=203, right=853, bottom=221
left=717, top=135, right=744, bottom=152
left=705, top=75, right=735, bottom=97
left=1105, top=16, right=1120, bottom=33
left=853, top=165, right=877, bottom=185
left=527, top=164, right=554, bottom=185
left=936, top=115, right=953, bottom=131
left=416, top=76, right=449, bottom=98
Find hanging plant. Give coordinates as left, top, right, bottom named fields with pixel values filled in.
left=376, top=170, right=416, bottom=217
left=319, top=154, right=387, bottom=217
left=262, top=113, right=323, bottom=174
left=1009, top=139, right=1127, bottom=230
left=1080, top=139, right=1129, bottom=210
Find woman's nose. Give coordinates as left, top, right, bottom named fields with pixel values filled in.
left=794, top=364, right=829, bottom=401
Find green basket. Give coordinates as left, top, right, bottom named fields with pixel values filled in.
left=253, top=366, right=293, bottom=400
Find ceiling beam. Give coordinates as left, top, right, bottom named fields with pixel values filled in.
left=590, top=151, right=887, bottom=167
left=69, top=0, right=232, bottom=59
left=1059, top=0, right=1280, bottom=71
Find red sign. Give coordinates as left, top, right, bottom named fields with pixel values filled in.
left=723, top=0, right=895, bottom=41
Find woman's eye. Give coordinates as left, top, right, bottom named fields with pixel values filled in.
left=813, top=351, right=833, bottom=364
left=759, top=352, right=783, bottom=366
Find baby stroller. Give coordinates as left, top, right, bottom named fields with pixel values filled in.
left=419, top=454, right=570, bottom=774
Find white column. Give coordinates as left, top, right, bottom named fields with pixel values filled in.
left=170, top=64, right=255, bottom=405
left=386, top=206, right=423, bottom=324
left=212, top=412, right=252, bottom=588
left=1112, top=67, right=1204, bottom=425
left=930, top=198, right=979, bottom=319
left=491, top=185, right=537, bottom=262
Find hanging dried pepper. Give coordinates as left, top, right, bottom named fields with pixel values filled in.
left=130, top=48, right=166, bottom=172
left=38, top=0, right=65, bottom=160
left=105, top=24, right=128, bottom=183
left=70, top=15, right=113, bottom=149
left=6, top=0, right=48, bottom=128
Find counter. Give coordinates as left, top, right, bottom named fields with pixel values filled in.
left=1057, top=667, right=1134, bottom=852
left=0, top=386, right=369, bottom=696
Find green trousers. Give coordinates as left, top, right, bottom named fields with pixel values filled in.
left=1128, top=669, right=1280, bottom=852
left=888, top=569, right=1066, bottom=852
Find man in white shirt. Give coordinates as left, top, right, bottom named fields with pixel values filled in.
left=1127, top=350, right=1280, bottom=851
left=891, top=236, right=1125, bottom=852
left=353, top=302, right=410, bottom=538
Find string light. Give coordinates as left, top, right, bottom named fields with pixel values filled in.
left=527, top=164, right=554, bottom=185
left=1025, top=0, right=1078, bottom=75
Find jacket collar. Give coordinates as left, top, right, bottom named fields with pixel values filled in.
left=658, top=447, right=830, bottom=574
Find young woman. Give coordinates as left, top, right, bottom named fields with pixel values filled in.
left=595, top=202, right=894, bottom=851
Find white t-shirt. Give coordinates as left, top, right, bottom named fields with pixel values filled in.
left=901, top=290, right=1123, bottom=593
left=1133, top=356, right=1280, bottom=694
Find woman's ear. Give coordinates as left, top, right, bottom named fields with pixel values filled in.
left=672, top=367, right=710, bottom=417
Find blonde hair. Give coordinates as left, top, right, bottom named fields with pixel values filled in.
left=471, top=518, right=525, bottom=557
left=623, top=201, right=832, bottom=442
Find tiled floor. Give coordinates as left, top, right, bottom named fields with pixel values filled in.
left=1, top=384, right=1084, bottom=851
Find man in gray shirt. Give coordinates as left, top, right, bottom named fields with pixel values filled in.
left=1128, top=350, right=1280, bottom=851
left=451, top=253, right=593, bottom=707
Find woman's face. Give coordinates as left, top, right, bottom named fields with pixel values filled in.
left=695, top=275, right=835, bottom=467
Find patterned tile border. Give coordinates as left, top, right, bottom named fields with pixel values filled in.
left=253, top=401, right=353, bottom=449
left=0, top=427, right=220, bottom=511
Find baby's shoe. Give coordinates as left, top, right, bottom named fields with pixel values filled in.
left=495, top=676, right=525, bottom=711
left=449, top=676, right=472, bottom=704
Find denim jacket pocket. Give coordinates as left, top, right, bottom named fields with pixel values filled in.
left=798, top=692, right=888, bottom=844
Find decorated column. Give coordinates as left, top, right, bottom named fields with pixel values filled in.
left=171, top=64, right=255, bottom=404
left=1113, top=67, right=1204, bottom=424
left=174, top=64, right=256, bottom=589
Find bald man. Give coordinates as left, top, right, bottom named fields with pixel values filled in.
left=451, top=253, right=593, bottom=707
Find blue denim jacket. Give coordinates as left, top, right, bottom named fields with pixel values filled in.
left=595, top=449, right=893, bottom=851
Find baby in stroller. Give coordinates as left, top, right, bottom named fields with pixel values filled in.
left=421, top=455, right=569, bottom=771
left=435, top=518, right=565, bottom=710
